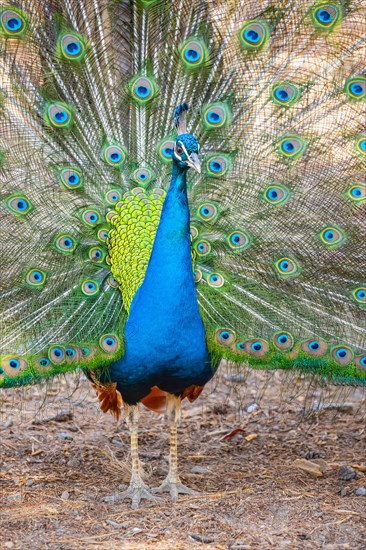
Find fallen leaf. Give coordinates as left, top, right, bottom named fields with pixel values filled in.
left=221, top=428, right=245, bottom=441
left=351, top=463, right=366, bottom=472
left=292, top=458, right=323, bottom=478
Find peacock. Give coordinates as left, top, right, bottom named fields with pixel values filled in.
left=0, top=0, right=365, bottom=509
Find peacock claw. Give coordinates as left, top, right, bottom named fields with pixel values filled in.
left=153, top=478, right=197, bottom=501
left=103, top=482, right=162, bottom=509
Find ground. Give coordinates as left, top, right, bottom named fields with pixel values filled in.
left=1, top=367, right=365, bottom=550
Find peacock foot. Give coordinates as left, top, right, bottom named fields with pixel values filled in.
left=102, top=480, right=162, bottom=509
left=153, top=477, right=198, bottom=501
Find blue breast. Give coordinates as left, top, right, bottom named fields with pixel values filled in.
left=109, top=165, right=215, bottom=404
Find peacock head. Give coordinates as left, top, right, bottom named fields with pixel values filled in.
left=173, top=133, right=201, bottom=173
left=173, top=103, right=200, bottom=173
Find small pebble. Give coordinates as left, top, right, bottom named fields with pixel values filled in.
left=246, top=403, right=259, bottom=414
left=26, top=479, right=34, bottom=487
left=4, top=542, right=14, bottom=549
left=61, top=491, right=70, bottom=500
left=106, top=519, right=122, bottom=528
left=67, top=458, right=80, bottom=467
left=189, top=533, right=215, bottom=544
left=339, top=465, right=357, bottom=481
left=355, top=487, right=366, bottom=496
left=302, top=450, right=325, bottom=460
left=190, top=465, right=210, bottom=474
left=3, top=419, right=13, bottom=429
left=58, top=432, right=73, bottom=441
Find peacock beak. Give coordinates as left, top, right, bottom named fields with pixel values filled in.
left=187, top=152, right=201, bottom=174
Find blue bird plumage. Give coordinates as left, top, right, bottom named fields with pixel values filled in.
left=1, top=0, right=366, bottom=509
left=110, top=139, right=214, bottom=403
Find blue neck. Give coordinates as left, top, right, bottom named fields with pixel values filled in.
left=129, top=162, right=194, bottom=310
left=110, top=161, right=213, bottom=401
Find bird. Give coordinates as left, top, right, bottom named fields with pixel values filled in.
left=0, top=0, right=365, bottom=509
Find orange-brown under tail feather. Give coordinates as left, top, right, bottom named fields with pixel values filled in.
left=92, top=382, right=123, bottom=421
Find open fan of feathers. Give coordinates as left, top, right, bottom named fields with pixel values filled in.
left=0, top=0, right=365, bottom=388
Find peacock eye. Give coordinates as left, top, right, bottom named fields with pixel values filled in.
left=311, top=4, right=342, bottom=30
left=274, top=332, right=293, bottom=350
left=1, top=9, right=27, bottom=37
left=26, top=268, right=46, bottom=288
left=48, top=345, right=66, bottom=364
left=319, top=226, right=346, bottom=248
left=352, top=287, right=366, bottom=305
left=227, top=230, right=251, bottom=251
left=274, top=257, right=300, bottom=278
left=216, top=328, right=236, bottom=346
left=302, top=339, right=327, bottom=356
left=81, top=279, right=100, bottom=296
left=6, top=195, right=33, bottom=215
left=82, top=209, right=101, bottom=227
left=55, top=234, right=76, bottom=254
left=47, top=103, right=73, bottom=129
left=332, top=346, right=353, bottom=365
left=60, top=33, right=86, bottom=62
left=102, top=143, right=127, bottom=167
left=129, top=75, right=158, bottom=104
left=176, top=146, right=183, bottom=155
left=99, top=334, right=120, bottom=353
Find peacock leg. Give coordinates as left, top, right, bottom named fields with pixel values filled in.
left=103, top=404, right=161, bottom=509
left=153, top=393, right=197, bottom=500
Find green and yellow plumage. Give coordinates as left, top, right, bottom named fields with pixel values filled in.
left=108, top=187, right=165, bottom=310
left=0, top=0, right=365, bottom=392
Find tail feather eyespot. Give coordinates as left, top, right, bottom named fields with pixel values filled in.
left=346, top=184, right=366, bottom=203
left=179, top=37, right=208, bottom=69
left=236, top=339, right=269, bottom=357
left=197, top=203, right=218, bottom=222
left=355, top=355, right=366, bottom=371
left=194, top=240, right=211, bottom=256
left=59, top=32, right=86, bottom=62
left=302, top=339, right=328, bottom=357
left=319, top=226, right=346, bottom=248
left=227, top=230, right=251, bottom=251
left=55, top=234, right=77, bottom=254
left=202, top=102, right=231, bottom=129
left=207, top=273, right=224, bottom=288
left=1, top=356, right=28, bottom=377
left=26, top=269, right=46, bottom=288
left=6, top=195, right=33, bottom=216
left=101, top=143, right=127, bottom=167
left=239, top=20, right=270, bottom=50
left=1, top=8, right=27, bottom=37
left=82, top=209, right=101, bottom=227
left=263, top=184, right=291, bottom=206
left=48, top=346, right=66, bottom=364
left=81, top=280, right=100, bottom=296
left=274, top=257, right=300, bottom=278
left=129, top=75, right=158, bottom=104
left=352, top=287, right=366, bottom=306
left=274, top=332, right=293, bottom=351
left=331, top=346, right=353, bottom=365
left=310, top=3, right=342, bottom=30
left=277, top=136, right=307, bottom=160
left=344, top=77, right=366, bottom=100
left=99, top=334, right=120, bottom=353
left=46, top=103, right=73, bottom=129
left=271, top=83, right=301, bottom=106
left=216, top=328, right=236, bottom=346
left=356, top=136, right=366, bottom=155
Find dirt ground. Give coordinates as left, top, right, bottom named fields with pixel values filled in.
left=1, top=366, right=365, bottom=550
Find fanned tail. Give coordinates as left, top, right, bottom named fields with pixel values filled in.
left=0, top=0, right=365, bottom=389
